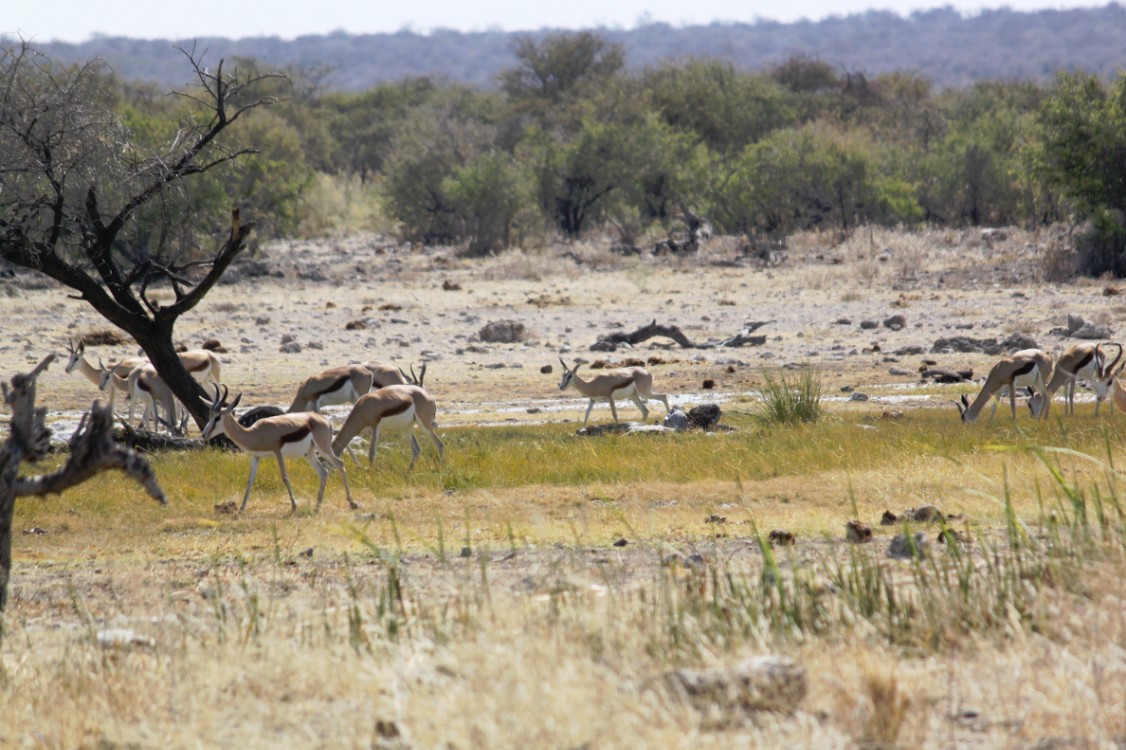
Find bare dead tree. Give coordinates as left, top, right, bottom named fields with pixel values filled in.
left=0, top=41, right=283, bottom=426
left=0, top=355, right=165, bottom=621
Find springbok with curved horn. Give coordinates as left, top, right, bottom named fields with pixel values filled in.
left=957, top=349, right=1053, bottom=423
left=557, top=358, right=671, bottom=429
left=66, top=339, right=146, bottom=402
left=288, top=364, right=375, bottom=413
left=362, top=360, right=411, bottom=387
left=332, top=384, right=444, bottom=469
left=1029, top=342, right=1123, bottom=417
left=203, top=385, right=357, bottom=514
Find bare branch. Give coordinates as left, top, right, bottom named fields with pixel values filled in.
left=14, top=401, right=166, bottom=505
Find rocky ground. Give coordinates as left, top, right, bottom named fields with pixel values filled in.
left=1, top=224, right=1120, bottom=428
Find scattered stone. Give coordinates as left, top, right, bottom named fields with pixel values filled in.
left=688, top=403, right=723, bottom=430
left=22, top=526, right=46, bottom=535
left=478, top=320, right=528, bottom=343
left=937, top=528, right=972, bottom=547
left=1073, top=322, right=1113, bottom=340
left=96, top=628, right=155, bottom=650
left=879, top=410, right=903, bottom=419
left=663, top=409, right=691, bottom=431
left=835, top=317, right=852, bottom=325
left=664, top=656, right=808, bottom=725
left=1104, top=286, right=1120, bottom=297
left=705, top=514, right=727, bottom=524
left=893, top=345, right=925, bottom=356
left=442, top=279, right=462, bottom=291
left=613, top=537, right=629, bottom=547
left=1002, top=332, right=1039, bottom=351
left=849, top=392, right=870, bottom=402
left=702, top=379, right=716, bottom=389
left=296, top=268, right=327, bottom=282
left=888, top=532, right=930, bottom=560
left=540, top=364, right=553, bottom=374
left=214, top=500, right=238, bottom=515
left=889, top=366, right=914, bottom=376
left=372, top=719, right=410, bottom=750
left=1067, top=314, right=1085, bottom=335
left=883, top=314, right=907, bottom=330
left=201, top=338, right=227, bottom=353
left=254, top=315, right=270, bottom=326
left=841, top=385, right=855, bottom=393
left=911, top=504, right=945, bottom=523
left=921, top=368, right=973, bottom=383
left=300, top=547, right=314, bottom=558
left=768, top=529, right=796, bottom=547
left=345, top=319, right=367, bottom=330
left=860, top=320, right=879, bottom=330
left=846, top=520, right=873, bottom=543
left=280, top=341, right=302, bottom=353
left=459, top=546, right=473, bottom=558
left=238, top=405, right=284, bottom=428
left=880, top=510, right=899, bottom=526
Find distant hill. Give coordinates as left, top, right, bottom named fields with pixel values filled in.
left=10, top=4, right=1126, bottom=91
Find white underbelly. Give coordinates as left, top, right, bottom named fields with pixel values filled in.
left=378, top=407, right=416, bottom=430
left=318, top=388, right=356, bottom=407
left=249, top=436, right=314, bottom=458
left=608, top=384, right=638, bottom=400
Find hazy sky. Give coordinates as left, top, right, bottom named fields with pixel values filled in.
left=4, top=0, right=1112, bottom=42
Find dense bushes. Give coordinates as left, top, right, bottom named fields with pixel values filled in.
left=95, top=33, right=1126, bottom=273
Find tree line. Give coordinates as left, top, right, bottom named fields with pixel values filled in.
left=5, top=33, right=1126, bottom=274
left=21, top=5, right=1126, bottom=92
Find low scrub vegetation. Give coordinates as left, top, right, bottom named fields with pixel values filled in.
left=4, top=413, right=1126, bottom=747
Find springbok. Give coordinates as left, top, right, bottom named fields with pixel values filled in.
left=957, top=349, right=1053, bottom=423
left=288, top=364, right=375, bottom=413
left=203, top=385, right=357, bottom=514
left=557, top=358, right=671, bottom=429
left=1029, top=342, right=1123, bottom=417
left=332, top=384, right=444, bottom=468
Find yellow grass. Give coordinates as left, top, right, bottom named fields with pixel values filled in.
left=3, top=410, right=1126, bottom=748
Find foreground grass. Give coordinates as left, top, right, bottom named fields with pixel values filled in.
left=4, top=409, right=1126, bottom=748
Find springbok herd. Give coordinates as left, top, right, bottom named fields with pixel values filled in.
left=62, top=340, right=672, bottom=513
left=60, top=338, right=1125, bottom=512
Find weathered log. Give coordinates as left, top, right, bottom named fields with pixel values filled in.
left=0, top=355, right=165, bottom=617
left=590, top=319, right=772, bottom=352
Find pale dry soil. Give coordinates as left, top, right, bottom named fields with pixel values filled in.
left=2, top=227, right=1125, bottom=749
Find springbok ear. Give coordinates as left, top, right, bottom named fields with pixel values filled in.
left=558, top=357, right=569, bottom=371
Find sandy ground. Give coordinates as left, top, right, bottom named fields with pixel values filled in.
left=1, top=225, right=1119, bottom=428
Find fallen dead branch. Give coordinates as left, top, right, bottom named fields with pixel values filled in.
left=590, top=319, right=772, bottom=352
left=0, top=354, right=166, bottom=616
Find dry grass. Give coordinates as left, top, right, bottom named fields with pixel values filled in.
left=4, top=226, right=1126, bottom=747
left=4, top=410, right=1126, bottom=748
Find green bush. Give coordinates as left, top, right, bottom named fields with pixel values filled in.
left=757, top=368, right=825, bottom=425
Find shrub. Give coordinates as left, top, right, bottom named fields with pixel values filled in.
left=757, top=368, right=824, bottom=425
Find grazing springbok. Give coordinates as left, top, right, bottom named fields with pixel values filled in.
left=557, top=358, right=671, bottom=429
left=332, top=384, right=444, bottom=469
left=203, top=385, right=357, bottom=514
left=288, top=364, right=375, bottom=413
left=1028, top=342, right=1123, bottom=417
left=957, top=349, right=1053, bottom=423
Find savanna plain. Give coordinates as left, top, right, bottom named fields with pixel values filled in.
left=2, top=227, right=1125, bottom=749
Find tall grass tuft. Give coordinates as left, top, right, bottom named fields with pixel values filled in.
left=757, top=367, right=825, bottom=425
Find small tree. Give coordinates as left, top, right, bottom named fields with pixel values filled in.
left=0, top=43, right=278, bottom=425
